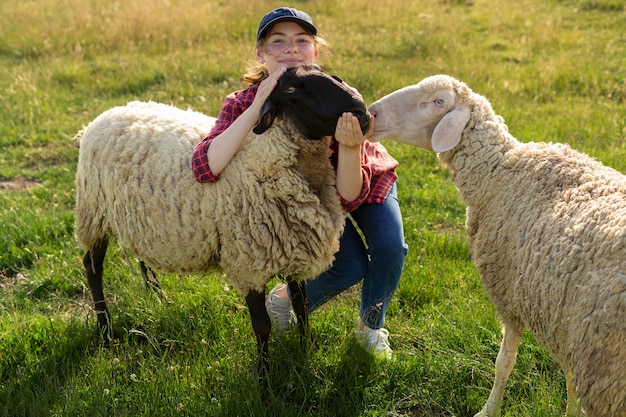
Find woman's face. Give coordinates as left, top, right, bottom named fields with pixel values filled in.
left=257, top=21, right=319, bottom=74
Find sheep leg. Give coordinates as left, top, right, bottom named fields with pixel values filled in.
left=564, top=370, right=584, bottom=417
left=474, top=324, right=522, bottom=417
left=287, top=278, right=314, bottom=350
left=139, top=260, right=166, bottom=299
left=244, top=289, right=271, bottom=379
left=83, top=238, right=117, bottom=345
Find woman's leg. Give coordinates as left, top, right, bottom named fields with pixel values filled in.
left=351, top=183, right=407, bottom=329
left=304, top=218, right=369, bottom=311
left=305, top=183, right=407, bottom=326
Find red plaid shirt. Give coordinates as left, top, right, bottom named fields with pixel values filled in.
left=191, top=83, right=398, bottom=212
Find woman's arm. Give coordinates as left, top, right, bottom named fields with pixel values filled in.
left=207, top=67, right=286, bottom=175
left=334, top=112, right=374, bottom=202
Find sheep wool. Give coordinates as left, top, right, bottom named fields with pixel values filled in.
left=74, top=65, right=372, bottom=376
left=75, top=101, right=222, bottom=273
left=211, top=117, right=345, bottom=295
left=368, top=74, right=625, bottom=417
left=74, top=100, right=345, bottom=296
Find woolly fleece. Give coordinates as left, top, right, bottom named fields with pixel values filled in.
left=74, top=101, right=345, bottom=296
left=369, top=75, right=625, bottom=417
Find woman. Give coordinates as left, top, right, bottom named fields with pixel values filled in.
left=191, top=7, right=407, bottom=358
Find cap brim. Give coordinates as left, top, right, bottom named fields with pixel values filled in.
left=257, top=17, right=317, bottom=41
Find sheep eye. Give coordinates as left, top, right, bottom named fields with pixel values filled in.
left=285, top=87, right=296, bottom=93
left=434, top=99, right=445, bottom=107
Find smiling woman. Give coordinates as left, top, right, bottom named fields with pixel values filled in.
left=74, top=65, right=370, bottom=377
left=191, top=6, right=408, bottom=359
left=2, top=0, right=625, bottom=415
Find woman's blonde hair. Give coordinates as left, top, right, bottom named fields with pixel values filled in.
left=240, top=31, right=330, bottom=86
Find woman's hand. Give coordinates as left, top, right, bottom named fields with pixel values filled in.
left=334, top=112, right=366, bottom=148
left=252, top=66, right=287, bottom=109
left=334, top=112, right=368, bottom=202
left=206, top=66, right=287, bottom=175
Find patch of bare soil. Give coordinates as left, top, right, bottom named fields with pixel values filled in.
left=0, top=176, right=39, bottom=191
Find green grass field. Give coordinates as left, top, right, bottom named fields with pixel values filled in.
left=1, top=0, right=624, bottom=416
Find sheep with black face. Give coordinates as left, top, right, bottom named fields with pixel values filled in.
left=74, top=65, right=370, bottom=375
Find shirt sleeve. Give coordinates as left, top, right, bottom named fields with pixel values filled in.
left=191, top=93, right=245, bottom=183
left=334, top=141, right=398, bottom=212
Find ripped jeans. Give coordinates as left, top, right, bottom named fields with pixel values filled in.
left=297, top=182, right=408, bottom=330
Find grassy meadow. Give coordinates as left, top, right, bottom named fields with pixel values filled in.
left=1, top=0, right=625, bottom=415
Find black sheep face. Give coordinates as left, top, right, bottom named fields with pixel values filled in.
left=254, top=65, right=370, bottom=139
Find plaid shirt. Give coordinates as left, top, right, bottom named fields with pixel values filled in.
left=191, top=83, right=398, bottom=212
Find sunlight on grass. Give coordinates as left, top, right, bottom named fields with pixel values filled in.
left=1, top=0, right=624, bottom=415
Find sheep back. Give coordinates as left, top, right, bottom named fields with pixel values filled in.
left=74, top=101, right=221, bottom=273
left=75, top=101, right=346, bottom=297
left=215, top=118, right=346, bottom=295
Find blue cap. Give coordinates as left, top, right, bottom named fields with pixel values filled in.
left=256, top=7, right=318, bottom=42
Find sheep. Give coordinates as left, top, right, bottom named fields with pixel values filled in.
left=74, top=64, right=370, bottom=375
left=368, top=74, right=626, bottom=417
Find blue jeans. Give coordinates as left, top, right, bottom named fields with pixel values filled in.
left=299, top=182, right=408, bottom=329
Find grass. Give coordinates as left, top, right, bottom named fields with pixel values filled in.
left=1, top=0, right=624, bottom=415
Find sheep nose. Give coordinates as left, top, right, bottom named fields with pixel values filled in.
left=355, top=111, right=371, bottom=135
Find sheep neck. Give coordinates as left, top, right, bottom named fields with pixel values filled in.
left=272, top=118, right=336, bottom=196
left=438, top=119, right=518, bottom=209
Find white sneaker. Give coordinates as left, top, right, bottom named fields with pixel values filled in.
left=355, top=320, right=393, bottom=359
left=265, top=284, right=296, bottom=332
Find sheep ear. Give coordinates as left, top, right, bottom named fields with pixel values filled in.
left=253, top=101, right=278, bottom=134
left=431, top=104, right=470, bottom=153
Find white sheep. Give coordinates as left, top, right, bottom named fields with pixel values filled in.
left=368, top=74, right=626, bottom=417
left=74, top=65, right=370, bottom=374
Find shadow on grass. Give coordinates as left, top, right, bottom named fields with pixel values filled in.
left=316, top=341, right=375, bottom=414
left=215, top=331, right=376, bottom=417
left=0, top=284, right=237, bottom=416
left=0, top=319, right=96, bottom=416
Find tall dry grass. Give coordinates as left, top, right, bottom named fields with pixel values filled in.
left=1, top=0, right=624, bottom=415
